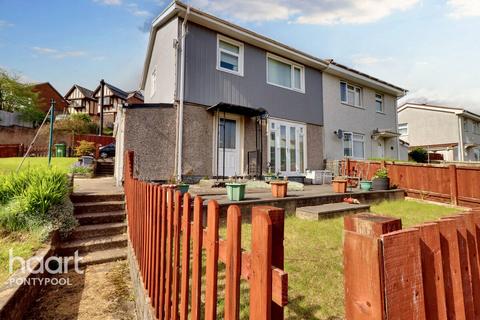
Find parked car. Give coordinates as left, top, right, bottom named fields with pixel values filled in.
left=99, top=143, right=115, bottom=158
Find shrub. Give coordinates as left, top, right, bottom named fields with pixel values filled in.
left=373, top=167, right=388, bottom=179
left=409, top=147, right=428, bottom=163
left=0, top=168, right=75, bottom=236
left=71, top=165, right=93, bottom=175
left=75, top=140, right=96, bottom=156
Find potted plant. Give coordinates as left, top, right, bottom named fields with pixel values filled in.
left=372, top=167, right=390, bottom=190
left=332, top=177, right=348, bottom=193
left=359, top=180, right=373, bottom=191
left=271, top=176, right=288, bottom=198
left=263, top=162, right=276, bottom=182
left=177, top=181, right=189, bottom=195
left=226, top=176, right=246, bottom=201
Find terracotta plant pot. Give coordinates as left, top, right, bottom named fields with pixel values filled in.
left=332, top=179, right=348, bottom=193
left=271, top=181, right=288, bottom=198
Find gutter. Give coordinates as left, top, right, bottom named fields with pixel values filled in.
left=177, top=5, right=190, bottom=181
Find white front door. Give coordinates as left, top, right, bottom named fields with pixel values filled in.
left=268, top=119, right=306, bottom=176
left=217, top=117, right=241, bottom=177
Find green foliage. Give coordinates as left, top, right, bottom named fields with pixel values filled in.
left=0, top=168, right=75, bottom=236
left=75, top=140, right=96, bottom=156
left=409, top=147, right=428, bottom=163
left=373, top=167, right=389, bottom=179
left=41, top=113, right=98, bottom=137
left=0, top=68, right=42, bottom=124
left=70, top=165, right=93, bottom=175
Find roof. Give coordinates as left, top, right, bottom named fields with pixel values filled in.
left=206, top=102, right=267, bottom=117
left=127, top=90, right=144, bottom=101
left=141, top=0, right=407, bottom=96
left=65, top=84, right=95, bottom=100
left=398, top=102, right=480, bottom=121
left=93, top=82, right=129, bottom=100
left=31, top=82, right=69, bottom=105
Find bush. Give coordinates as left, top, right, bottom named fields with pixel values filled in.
left=75, top=140, right=96, bottom=156
left=0, top=168, right=76, bottom=237
left=71, top=165, right=93, bottom=175
left=409, top=147, right=428, bottom=163
left=373, top=167, right=388, bottom=179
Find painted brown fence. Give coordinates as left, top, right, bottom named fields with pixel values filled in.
left=0, top=144, right=22, bottom=157
left=72, top=134, right=114, bottom=147
left=343, top=159, right=480, bottom=207
left=344, top=209, right=480, bottom=319
left=124, top=151, right=288, bottom=319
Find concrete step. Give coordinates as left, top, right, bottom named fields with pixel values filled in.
left=296, top=202, right=371, bottom=221
left=76, top=211, right=125, bottom=225
left=71, top=193, right=124, bottom=203
left=74, top=200, right=124, bottom=214
left=70, top=222, right=127, bottom=240
left=58, top=234, right=127, bottom=256
left=68, top=248, right=127, bottom=268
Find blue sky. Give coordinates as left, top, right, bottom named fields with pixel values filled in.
left=1, top=0, right=480, bottom=111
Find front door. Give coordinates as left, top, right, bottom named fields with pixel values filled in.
left=377, top=139, right=385, bottom=159
left=268, top=119, right=306, bottom=176
left=217, top=118, right=240, bottom=177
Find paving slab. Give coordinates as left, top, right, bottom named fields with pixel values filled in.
left=296, top=202, right=371, bottom=220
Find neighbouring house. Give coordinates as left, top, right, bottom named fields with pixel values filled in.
left=127, top=90, right=144, bottom=104
left=115, top=0, right=406, bottom=184
left=65, top=84, right=97, bottom=116
left=32, top=82, right=69, bottom=115
left=398, top=102, right=480, bottom=162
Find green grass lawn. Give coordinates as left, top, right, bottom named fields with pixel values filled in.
left=0, top=230, right=44, bottom=284
left=221, top=199, right=459, bottom=320
left=0, top=157, right=77, bottom=175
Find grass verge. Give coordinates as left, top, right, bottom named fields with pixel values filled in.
left=0, top=157, right=77, bottom=175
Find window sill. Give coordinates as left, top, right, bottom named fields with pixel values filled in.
left=216, top=66, right=244, bottom=77
left=341, top=102, right=365, bottom=110
left=267, top=81, right=305, bottom=94
left=376, top=111, right=386, bottom=115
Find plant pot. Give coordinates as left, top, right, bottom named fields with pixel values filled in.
left=177, top=184, right=189, bottom=195
left=332, top=179, right=348, bottom=193
left=360, top=180, right=373, bottom=191
left=372, top=177, right=390, bottom=190
left=271, top=181, right=288, bottom=198
left=226, top=183, right=246, bottom=201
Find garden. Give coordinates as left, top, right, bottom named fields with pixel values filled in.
left=0, top=162, right=77, bottom=283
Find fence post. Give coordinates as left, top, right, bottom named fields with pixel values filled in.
left=449, top=165, right=459, bottom=206
left=346, top=158, right=351, bottom=176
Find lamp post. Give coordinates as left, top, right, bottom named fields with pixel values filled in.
left=47, top=98, right=55, bottom=166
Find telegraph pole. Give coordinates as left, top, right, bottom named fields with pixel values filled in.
left=99, top=79, right=105, bottom=136
left=47, top=98, right=55, bottom=166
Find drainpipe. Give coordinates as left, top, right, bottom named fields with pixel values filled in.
left=177, top=6, right=190, bottom=181
left=458, top=115, right=465, bottom=161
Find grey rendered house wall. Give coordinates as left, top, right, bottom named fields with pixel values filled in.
left=183, top=22, right=324, bottom=126
left=397, top=108, right=459, bottom=146
left=323, top=72, right=399, bottom=160
left=144, top=17, right=179, bottom=103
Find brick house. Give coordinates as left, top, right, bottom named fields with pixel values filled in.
left=32, top=82, right=69, bottom=115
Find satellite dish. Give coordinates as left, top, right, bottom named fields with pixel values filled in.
left=335, top=129, right=344, bottom=139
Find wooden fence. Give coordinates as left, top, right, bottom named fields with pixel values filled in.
left=73, top=133, right=114, bottom=147
left=344, top=209, right=480, bottom=319
left=343, top=159, right=480, bottom=207
left=124, top=151, right=288, bottom=319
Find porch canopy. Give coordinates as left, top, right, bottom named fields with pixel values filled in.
left=372, top=128, right=400, bottom=139
left=207, top=102, right=268, bottom=180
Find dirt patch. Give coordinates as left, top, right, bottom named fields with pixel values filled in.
left=23, top=261, right=136, bottom=320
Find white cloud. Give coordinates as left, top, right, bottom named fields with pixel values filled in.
left=447, top=0, right=480, bottom=18
left=0, top=20, right=14, bottom=28
left=400, top=87, right=480, bottom=112
left=188, top=0, right=420, bottom=24
left=127, top=3, right=151, bottom=17
left=32, top=47, right=87, bottom=59
left=351, top=54, right=395, bottom=66
left=93, top=0, right=122, bottom=5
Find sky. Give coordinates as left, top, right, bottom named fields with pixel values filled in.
left=0, top=0, right=480, bottom=112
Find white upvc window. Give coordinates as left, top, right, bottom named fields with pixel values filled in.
left=151, top=67, right=156, bottom=97
left=398, top=123, right=408, bottom=136
left=217, top=35, right=244, bottom=76
left=343, top=132, right=365, bottom=159
left=340, top=81, right=362, bottom=107
left=375, top=93, right=384, bottom=113
left=266, top=53, right=305, bottom=93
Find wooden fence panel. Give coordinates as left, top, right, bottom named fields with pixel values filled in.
left=457, top=167, right=480, bottom=201
left=124, top=151, right=288, bottom=320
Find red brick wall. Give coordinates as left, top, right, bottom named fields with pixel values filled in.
left=32, top=83, right=69, bottom=114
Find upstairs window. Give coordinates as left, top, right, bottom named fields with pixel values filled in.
left=217, top=35, right=244, bottom=76
left=398, top=123, right=408, bottom=136
left=340, top=81, right=362, bottom=107
left=267, top=53, right=305, bottom=93
left=375, top=93, right=384, bottom=113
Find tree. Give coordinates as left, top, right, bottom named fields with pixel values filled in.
left=0, top=68, right=44, bottom=124
left=409, top=147, right=428, bottom=163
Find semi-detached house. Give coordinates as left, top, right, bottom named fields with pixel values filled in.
left=115, top=1, right=407, bottom=183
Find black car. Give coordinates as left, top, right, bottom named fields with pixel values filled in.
left=99, top=143, right=115, bottom=158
